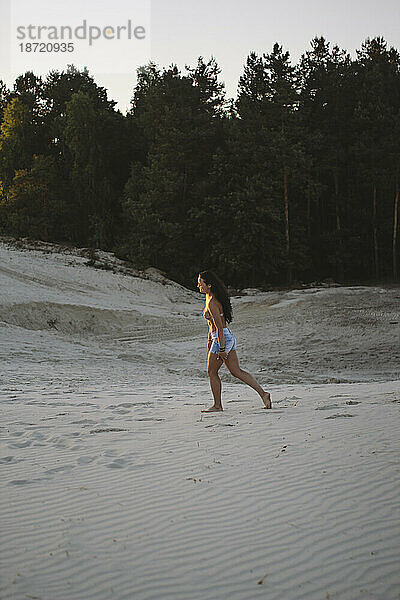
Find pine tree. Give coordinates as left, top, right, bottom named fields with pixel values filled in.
left=353, top=37, right=400, bottom=279
left=297, top=37, right=356, bottom=281
left=0, top=98, right=36, bottom=198
left=2, top=154, right=68, bottom=240
left=63, top=90, right=120, bottom=248
left=122, top=59, right=225, bottom=283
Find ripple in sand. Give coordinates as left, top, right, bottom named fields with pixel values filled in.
left=8, top=478, right=45, bottom=485
left=325, top=413, right=355, bottom=419
left=135, top=417, right=165, bottom=422
left=89, top=427, right=129, bottom=434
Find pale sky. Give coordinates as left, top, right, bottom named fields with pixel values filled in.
left=1, top=0, right=399, bottom=114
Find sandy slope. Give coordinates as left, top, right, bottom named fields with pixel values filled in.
left=0, top=240, right=399, bottom=600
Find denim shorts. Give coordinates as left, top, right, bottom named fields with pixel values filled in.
left=210, top=328, right=237, bottom=354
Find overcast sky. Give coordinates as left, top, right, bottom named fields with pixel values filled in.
left=1, top=0, right=399, bottom=113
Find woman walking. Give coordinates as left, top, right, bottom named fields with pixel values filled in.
left=197, top=270, right=272, bottom=412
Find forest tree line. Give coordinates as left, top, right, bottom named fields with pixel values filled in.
left=0, top=36, right=399, bottom=288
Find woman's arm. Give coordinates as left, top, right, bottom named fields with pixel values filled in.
left=207, top=329, right=212, bottom=351
left=208, top=300, right=225, bottom=349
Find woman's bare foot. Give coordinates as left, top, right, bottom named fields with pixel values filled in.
left=262, top=392, right=272, bottom=409
left=201, top=406, right=223, bottom=412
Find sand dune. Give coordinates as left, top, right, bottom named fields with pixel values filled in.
left=0, top=239, right=399, bottom=600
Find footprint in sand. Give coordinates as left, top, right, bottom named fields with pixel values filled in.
left=70, top=419, right=97, bottom=425
left=106, top=458, right=126, bottom=469
left=8, top=478, right=44, bottom=485
left=30, top=431, right=49, bottom=440
left=8, top=440, right=32, bottom=448
left=0, top=455, right=17, bottom=464
left=45, top=464, right=75, bottom=476
left=77, top=455, right=97, bottom=465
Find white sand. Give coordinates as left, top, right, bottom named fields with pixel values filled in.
left=0, top=239, right=399, bottom=600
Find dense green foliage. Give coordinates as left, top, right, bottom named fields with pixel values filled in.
left=0, top=37, right=399, bottom=288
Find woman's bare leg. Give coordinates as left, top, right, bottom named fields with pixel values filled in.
left=202, top=352, right=224, bottom=412
left=224, top=350, right=272, bottom=409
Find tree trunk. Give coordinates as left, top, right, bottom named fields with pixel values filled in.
left=283, top=165, right=291, bottom=281
left=372, top=183, right=379, bottom=279
left=393, top=176, right=399, bottom=281
left=281, top=117, right=291, bottom=282
left=182, top=168, right=188, bottom=204
left=316, top=194, right=322, bottom=279
left=334, top=170, right=344, bottom=281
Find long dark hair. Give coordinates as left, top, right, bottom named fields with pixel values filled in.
left=199, top=270, right=233, bottom=323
